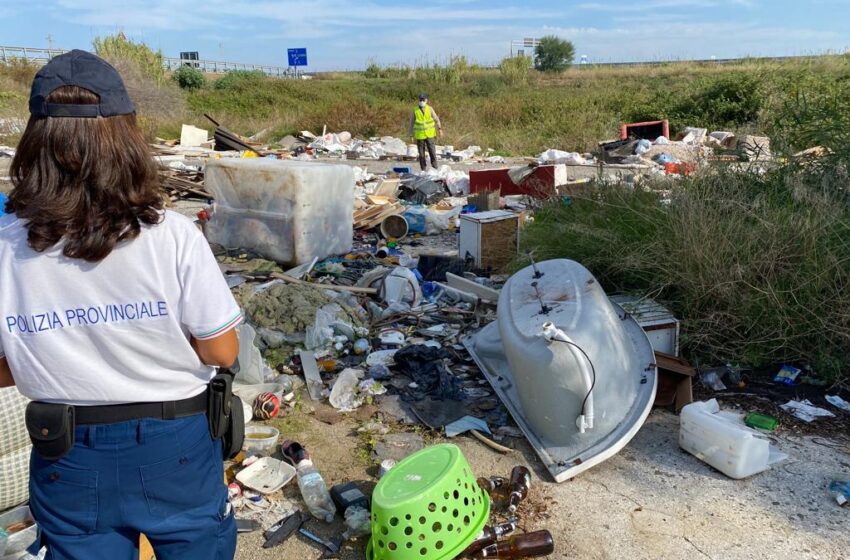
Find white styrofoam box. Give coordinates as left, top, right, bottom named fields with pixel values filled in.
left=204, top=159, right=354, bottom=265
left=610, top=295, right=680, bottom=356
left=553, top=163, right=568, bottom=186
left=458, top=210, right=519, bottom=268
left=180, top=124, right=209, bottom=147
left=679, top=399, right=787, bottom=479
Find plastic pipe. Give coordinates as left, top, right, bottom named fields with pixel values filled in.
left=540, top=322, right=595, bottom=433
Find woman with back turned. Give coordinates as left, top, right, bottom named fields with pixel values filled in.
left=0, top=50, right=241, bottom=560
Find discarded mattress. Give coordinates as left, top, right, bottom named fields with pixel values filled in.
left=464, top=259, right=657, bottom=482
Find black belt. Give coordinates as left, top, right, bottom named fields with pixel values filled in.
left=74, top=392, right=208, bottom=425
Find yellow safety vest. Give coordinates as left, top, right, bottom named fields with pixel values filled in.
left=413, top=105, right=437, bottom=140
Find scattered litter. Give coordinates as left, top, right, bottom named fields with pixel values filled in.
left=744, top=412, right=779, bottom=432
left=329, top=368, right=366, bottom=411
left=774, top=365, right=802, bottom=386
left=780, top=399, right=836, bottom=422
left=700, top=368, right=727, bottom=391
left=236, top=457, right=297, bottom=494
left=445, top=415, right=491, bottom=438
left=828, top=477, right=850, bottom=507
left=680, top=399, right=787, bottom=479
left=826, top=395, right=850, bottom=412
left=371, top=432, right=425, bottom=463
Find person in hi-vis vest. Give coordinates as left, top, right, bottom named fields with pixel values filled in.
left=408, top=93, right=443, bottom=170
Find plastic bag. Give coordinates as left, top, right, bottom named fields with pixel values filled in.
left=425, top=206, right=462, bottom=235
left=329, top=369, right=365, bottom=411
left=380, top=267, right=422, bottom=306
left=342, top=506, right=372, bottom=540
left=305, top=308, right=336, bottom=350
left=635, top=139, right=652, bottom=155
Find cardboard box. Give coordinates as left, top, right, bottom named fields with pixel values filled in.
left=459, top=210, right=520, bottom=271
left=654, top=351, right=695, bottom=412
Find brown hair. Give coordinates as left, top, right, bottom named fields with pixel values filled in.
left=8, top=85, right=163, bottom=262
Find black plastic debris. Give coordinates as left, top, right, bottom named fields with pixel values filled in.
left=393, top=344, right=464, bottom=401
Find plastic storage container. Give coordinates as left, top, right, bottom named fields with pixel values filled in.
left=242, top=425, right=280, bottom=455
left=235, top=457, right=296, bottom=494
left=679, top=399, right=787, bottom=479
left=204, top=159, right=354, bottom=265
left=367, top=444, right=490, bottom=560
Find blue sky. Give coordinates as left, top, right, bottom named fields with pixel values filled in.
left=1, top=0, right=848, bottom=71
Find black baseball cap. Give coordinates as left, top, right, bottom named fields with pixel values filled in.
left=419, top=93, right=428, bottom=101
left=29, top=49, right=135, bottom=118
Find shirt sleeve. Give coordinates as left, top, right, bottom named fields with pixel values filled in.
left=178, top=231, right=243, bottom=340
left=408, top=111, right=416, bottom=137
left=431, top=109, right=442, bottom=129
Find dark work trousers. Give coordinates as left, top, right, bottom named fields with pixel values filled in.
left=28, top=413, right=236, bottom=560
left=417, top=137, right=438, bottom=170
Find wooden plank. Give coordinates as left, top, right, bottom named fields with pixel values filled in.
left=269, top=272, right=378, bottom=295
left=299, top=350, right=325, bottom=401
left=445, top=272, right=500, bottom=303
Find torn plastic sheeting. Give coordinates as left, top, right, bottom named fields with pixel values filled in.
left=392, top=344, right=464, bottom=401
left=826, top=395, right=850, bottom=412
left=304, top=304, right=356, bottom=350
left=377, top=267, right=422, bottom=307
left=445, top=415, right=491, bottom=438
left=780, top=399, right=835, bottom=422
left=329, top=368, right=365, bottom=411
left=399, top=174, right=445, bottom=205
left=537, top=149, right=588, bottom=165
left=425, top=206, right=462, bottom=235
left=422, top=165, right=470, bottom=196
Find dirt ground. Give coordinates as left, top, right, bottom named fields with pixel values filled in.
left=233, top=403, right=849, bottom=560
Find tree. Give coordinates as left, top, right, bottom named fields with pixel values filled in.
left=534, top=36, right=575, bottom=73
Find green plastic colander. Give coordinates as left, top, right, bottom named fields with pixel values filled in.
left=367, top=444, right=490, bottom=560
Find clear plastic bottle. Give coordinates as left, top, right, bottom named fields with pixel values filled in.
left=295, top=459, right=337, bottom=522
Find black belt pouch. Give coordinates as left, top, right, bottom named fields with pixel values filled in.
left=208, top=373, right=233, bottom=439
left=25, top=402, right=76, bottom=461
left=208, top=373, right=244, bottom=459
left=222, top=394, right=245, bottom=460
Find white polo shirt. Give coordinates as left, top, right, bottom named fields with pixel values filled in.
left=0, top=210, right=243, bottom=405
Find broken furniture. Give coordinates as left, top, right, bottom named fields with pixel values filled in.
left=620, top=119, right=669, bottom=141
left=458, top=210, right=520, bottom=272
left=468, top=165, right=567, bottom=198
left=465, top=259, right=658, bottom=482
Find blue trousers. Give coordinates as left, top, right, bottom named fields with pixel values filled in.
left=28, top=413, right=236, bottom=560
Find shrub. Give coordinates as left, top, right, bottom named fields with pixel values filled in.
left=93, top=33, right=164, bottom=84
left=520, top=163, right=850, bottom=383
left=213, top=70, right=267, bottom=91
left=534, top=36, right=575, bottom=73
left=172, top=65, right=206, bottom=90
left=671, top=74, right=763, bottom=129
left=499, top=55, right=532, bottom=86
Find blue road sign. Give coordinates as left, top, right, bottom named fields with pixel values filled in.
left=288, top=48, right=308, bottom=67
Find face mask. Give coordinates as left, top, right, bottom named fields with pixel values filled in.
left=419, top=101, right=426, bottom=108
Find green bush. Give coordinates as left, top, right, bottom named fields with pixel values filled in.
left=172, top=65, right=206, bottom=90
left=499, top=55, right=532, bottom=86
left=671, top=74, right=763, bottom=129
left=534, top=36, right=575, bottom=73
left=213, top=70, right=268, bottom=91
left=93, top=33, right=164, bottom=84
left=520, top=164, right=850, bottom=382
